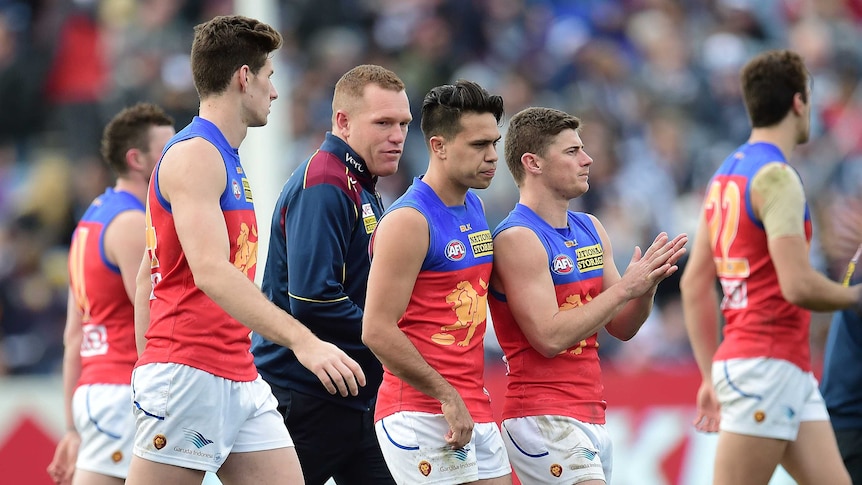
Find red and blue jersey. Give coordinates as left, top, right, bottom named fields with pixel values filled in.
left=707, top=142, right=813, bottom=371
left=489, top=204, right=606, bottom=424
left=374, top=178, right=495, bottom=422
left=69, top=188, right=142, bottom=386
left=138, top=116, right=260, bottom=382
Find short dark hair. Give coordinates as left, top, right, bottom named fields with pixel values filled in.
left=191, top=15, right=283, bottom=98
left=100, top=103, right=174, bottom=176
left=505, top=107, right=581, bottom=186
left=741, top=49, right=809, bottom=128
left=420, top=80, right=504, bottom=145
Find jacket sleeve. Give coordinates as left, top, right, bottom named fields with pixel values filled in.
left=281, top=183, right=364, bottom=331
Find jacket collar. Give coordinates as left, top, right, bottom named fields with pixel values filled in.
left=321, top=132, right=377, bottom=191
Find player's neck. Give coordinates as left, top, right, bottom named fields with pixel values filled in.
left=422, top=166, right=468, bottom=207
left=198, top=98, right=249, bottom=149
left=519, top=190, right=569, bottom=228
left=114, top=177, right=148, bottom=204
left=748, top=124, right=797, bottom=162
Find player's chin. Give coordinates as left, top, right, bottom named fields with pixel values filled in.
left=471, top=179, right=493, bottom=190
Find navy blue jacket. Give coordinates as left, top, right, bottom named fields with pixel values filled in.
left=821, top=301, right=862, bottom=430
left=251, top=133, right=384, bottom=411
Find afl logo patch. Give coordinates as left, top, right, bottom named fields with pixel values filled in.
left=232, top=179, right=242, bottom=200
left=445, top=240, right=467, bottom=261
left=552, top=254, right=575, bottom=274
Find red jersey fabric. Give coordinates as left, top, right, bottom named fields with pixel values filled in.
left=708, top=142, right=813, bottom=372
left=70, top=189, right=142, bottom=386
left=137, top=117, right=259, bottom=381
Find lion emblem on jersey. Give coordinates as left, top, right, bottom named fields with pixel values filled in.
left=437, top=278, right=488, bottom=347
left=233, top=222, right=258, bottom=275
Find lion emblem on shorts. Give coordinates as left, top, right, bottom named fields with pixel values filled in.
left=111, top=450, right=123, bottom=462
left=550, top=463, right=563, bottom=478
left=418, top=460, right=432, bottom=477
left=153, top=434, right=167, bottom=450
left=754, top=410, right=766, bottom=423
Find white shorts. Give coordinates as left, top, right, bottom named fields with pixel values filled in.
left=375, top=411, right=511, bottom=485
left=73, top=383, right=135, bottom=478
left=713, top=358, right=829, bottom=441
left=131, top=363, right=293, bottom=472
left=502, top=415, right=610, bottom=484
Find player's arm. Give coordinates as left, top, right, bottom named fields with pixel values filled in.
left=134, top=252, right=151, bottom=356
left=104, top=210, right=147, bottom=302
left=47, top=290, right=83, bottom=485
left=493, top=224, right=684, bottom=358
left=680, top=216, right=721, bottom=380
left=754, top=163, right=862, bottom=310
left=161, top=138, right=364, bottom=396
left=362, top=208, right=474, bottom=448
left=597, top=215, right=687, bottom=340
left=680, top=200, right=728, bottom=433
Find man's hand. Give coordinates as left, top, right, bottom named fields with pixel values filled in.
left=441, top=394, right=474, bottom=449
left=693, top=380, right=721, bottom=433
left=293, top=335, right=367, bottom=396
left=621, top=232, right=688, bottom=298
left=47, top=430, right=80, bottom=485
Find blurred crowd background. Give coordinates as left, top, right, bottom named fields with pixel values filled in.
left=1, top=0, right=861, bottom=376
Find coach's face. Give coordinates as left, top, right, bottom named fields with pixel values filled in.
left=343, top=85, right=412, bottom=177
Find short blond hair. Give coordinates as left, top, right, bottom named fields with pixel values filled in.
left=331, top=65, right=405, bottom=124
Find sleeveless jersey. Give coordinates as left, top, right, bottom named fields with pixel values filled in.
left=137, top=116, right=260, bottom=381
left=374, top=178, right=495, bottom=422
left=69, top=188, right=142, bottom=386
left=707, top=142, right=813, bottom=371
left=488, top=204, right=607, bottom=424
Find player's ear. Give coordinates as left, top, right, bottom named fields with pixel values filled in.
left=430, top=136, right=446, bottom=159
left=792, top=92, right=806, bottom=115
left=522, top=152, right=541, bottom=174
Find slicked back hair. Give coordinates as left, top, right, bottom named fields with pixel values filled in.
left=101, top=103, right=174, bottom=176
left=191, top=15, right=282, bottom=98
left=420, top=80, right=504, bottom=145
left=741, top=49, right=809, bottom=128
left=505, top=107, right=581, bottom=186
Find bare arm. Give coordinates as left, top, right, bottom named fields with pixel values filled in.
left=159, top=138, right=365, bottom=396
left=134, top=253, right=151, bottom=356
left=61, top=291, right=82, bottom=434
left=679, top=209, right=724, bottom=433
left=492, top=222, right=685, bottom=358
left=362, top=208, right=473, bottom=448
left=770, top=236, right=862, bottom=310
left=47, top=291, right=83, bottom=485
left=104, top=210, right=146, bottom=302
left=680, top=218, right=721, bottom=380
left=752, top=164, right=862, bottom=310
left=104, top=209, right=151, bottom=356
